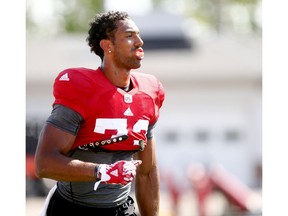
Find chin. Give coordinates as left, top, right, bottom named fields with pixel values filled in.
left=131, top=62, right=142, bottom=69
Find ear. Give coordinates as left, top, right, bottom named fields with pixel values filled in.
left=100, top=39, right=112, bottom=54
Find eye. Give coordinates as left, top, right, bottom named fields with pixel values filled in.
left=127, top=33, right=133, bottom=38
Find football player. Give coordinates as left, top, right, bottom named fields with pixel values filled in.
left=35, top=11, right=165, bottom=216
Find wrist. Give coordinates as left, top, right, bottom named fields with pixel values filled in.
left=94, top=164, right=101, bottom=181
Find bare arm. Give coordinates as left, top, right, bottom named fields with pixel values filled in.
left=134, top=137, right=160, bottom=216
left=34, top=123, right=96, bottom=182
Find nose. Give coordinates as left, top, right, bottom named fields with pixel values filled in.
left=135, top=34, right=144, bottom=47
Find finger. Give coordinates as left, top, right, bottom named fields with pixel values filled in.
left=123, top=169, right=136, bottom=177
left=124, top=176, right=133, bottom=182
left=132, top=160, right=142, bottom=166
left=120, top=180, right=130, bottom=185
left=123, top=162, right=138, bottom=170
left=124, top=163, right=137, bottom=170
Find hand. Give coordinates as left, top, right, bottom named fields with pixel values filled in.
left=94, top=160, right=142, bottom=190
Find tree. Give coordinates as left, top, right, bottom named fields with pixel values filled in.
left=182, top=0, right=261, bottom=34
left=58, top=0, right=104, bottom=33
left=26, top=0, right=261, bottom=36
left=26, top=0, right=104, bottom=35
left=149, top=0, right=261, bottom=35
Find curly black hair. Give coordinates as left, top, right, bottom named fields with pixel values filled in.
left=86, top=11, right=130, bottom=60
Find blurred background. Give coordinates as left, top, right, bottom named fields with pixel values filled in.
left=26, top=0, right=262, bottom=215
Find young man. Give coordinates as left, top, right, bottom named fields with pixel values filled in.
left=35, top=11, right=165, bottom=216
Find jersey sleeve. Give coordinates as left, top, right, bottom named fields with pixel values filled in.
left=156, top=79, right=165, bottom=109
left=152, top=79, right=165, bottom=124
left=52, top=69, right=93, bottom=119
left=133, top=73, right=165, bottom=125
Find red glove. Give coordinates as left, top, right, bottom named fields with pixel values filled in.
left=94, top=160, right=142, bottom=191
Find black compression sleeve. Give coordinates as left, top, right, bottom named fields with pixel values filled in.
left=46, top=104, right=83, bottom=135
left=146, top=123, right=155, bottom=139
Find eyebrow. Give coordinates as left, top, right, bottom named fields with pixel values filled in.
left=124, top=30, right=140, bottom=36
left=125, top=28, right=140, bottom=33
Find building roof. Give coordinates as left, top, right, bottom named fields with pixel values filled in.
left=26, top=33, right=262, bottom=84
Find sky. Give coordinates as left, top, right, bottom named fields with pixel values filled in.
left=28, top=0, right=153, bottom=22
left=105, top=0, right=153, bottom=15
left=27, top=0, right=155, bottom=36
left=27, top=0, right=55, bottom=22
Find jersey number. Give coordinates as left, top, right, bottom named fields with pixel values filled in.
left=94, top=118, right=149, bottom=138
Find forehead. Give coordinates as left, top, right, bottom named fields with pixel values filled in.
left=115, top=19, right=140, bottom=33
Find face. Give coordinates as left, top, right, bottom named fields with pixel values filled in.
left=110, top=19, right=144, bottom=70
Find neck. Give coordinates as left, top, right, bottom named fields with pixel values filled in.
left=100, top=62, right=131, bottom=87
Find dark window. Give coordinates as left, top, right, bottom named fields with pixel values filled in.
left=195, top=130, right=209, bottom=143
left=225, top=129, right=241, bottom=142
left=164, top=131, right=179, bottom=143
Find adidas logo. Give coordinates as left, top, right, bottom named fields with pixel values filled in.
left=59, top=73, right=70, bottom=81
left=110, top=170, right=118, bottom=177
left=124, top=108, right=133, bottom=116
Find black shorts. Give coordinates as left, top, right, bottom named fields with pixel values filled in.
left=47, top=189, right=137, bottom=216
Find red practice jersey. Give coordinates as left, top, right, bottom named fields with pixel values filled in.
left=53, top=67, right=165, bottom=151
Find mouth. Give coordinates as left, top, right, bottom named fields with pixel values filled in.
left=135, top=48, right=144, bottom=60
